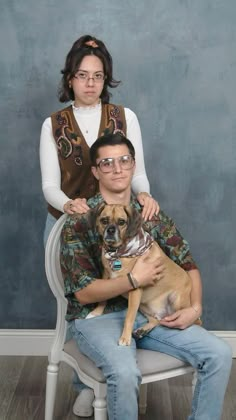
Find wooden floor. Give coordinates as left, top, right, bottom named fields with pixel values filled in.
left=0, top=356, right=235, bottom=420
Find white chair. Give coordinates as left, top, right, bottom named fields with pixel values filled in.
left=45, top=214, right=196, bottom=420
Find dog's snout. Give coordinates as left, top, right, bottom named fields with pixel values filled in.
left=107, top=225, right=116, bottom=235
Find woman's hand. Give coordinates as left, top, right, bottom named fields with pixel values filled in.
left=63, top=198, right=90, bottom=215
left=159, top=307, right=201, bottom=330
left=137, top=192, right=160, bottom=221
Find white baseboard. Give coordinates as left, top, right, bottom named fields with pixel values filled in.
left=0, top=330, right=54, bottom=356
left=0, top=329, right=235, bottom=357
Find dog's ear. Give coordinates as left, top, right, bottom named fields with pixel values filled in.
left=124, top=206, right=142, bottom=239
left=88, top=202, right=106, bottom=232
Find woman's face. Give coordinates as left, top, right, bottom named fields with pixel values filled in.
left=71, top=55, right=105, bottom=107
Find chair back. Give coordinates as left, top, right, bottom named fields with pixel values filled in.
left=45, top=214, right=68, bottom=362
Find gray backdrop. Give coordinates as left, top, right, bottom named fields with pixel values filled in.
left=0, top=0, right=235, bottom=330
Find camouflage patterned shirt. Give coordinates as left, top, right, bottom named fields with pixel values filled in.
left=60, top=193, right=198, bottom=320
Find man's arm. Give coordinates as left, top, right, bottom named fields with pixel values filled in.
left=76, top=250, right=166, bottom=304
left=188, top=268, right=203, bottom=316
left=76, top=275, right=132, bottom=305
left=145, top=210, right=198, bottom=272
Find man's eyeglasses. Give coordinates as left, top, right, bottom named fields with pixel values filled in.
left=74, top=71, right=105, bottom=83
left=96, top=155, right=135, bottom=173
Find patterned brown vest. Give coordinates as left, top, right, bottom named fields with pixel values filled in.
left=49, top=103, right=127, bottom=219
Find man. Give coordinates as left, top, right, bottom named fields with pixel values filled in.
left=60, top=132, right=232, bottom=420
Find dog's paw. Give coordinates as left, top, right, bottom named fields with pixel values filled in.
left=132, top=328, right=147, bottom=339
left=118, top=336, right=131, bottom=346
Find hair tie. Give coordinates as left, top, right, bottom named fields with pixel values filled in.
left=85, top=40, right=98, bottom=48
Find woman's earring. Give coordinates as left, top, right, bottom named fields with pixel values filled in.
left=68, top=81, right=72, bottom=89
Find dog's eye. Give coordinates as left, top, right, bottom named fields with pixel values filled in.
left=101, top=217, right=109, bottom=225
left=118, top=219, right=126, bottom=226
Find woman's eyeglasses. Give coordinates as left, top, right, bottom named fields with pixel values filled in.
left=74, top=71, right=105, bottom=83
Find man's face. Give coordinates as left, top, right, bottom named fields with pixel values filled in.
left=91, top=144, right=135, bottom=194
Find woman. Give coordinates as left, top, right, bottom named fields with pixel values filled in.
left=40, top=34, right=159, bottom=246
left=39, top=34, right=159, bottom=417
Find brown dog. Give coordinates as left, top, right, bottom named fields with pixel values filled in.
left=90, top=202, right=199, bottom=346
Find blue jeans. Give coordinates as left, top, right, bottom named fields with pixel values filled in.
left=68, top=310, right=232, bottom=420
left=44, top=212, right=57, bottom=247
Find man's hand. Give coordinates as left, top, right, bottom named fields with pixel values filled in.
left=132, top=253, right=165, bottom=288
left=160, top=307, right=200, bottom=330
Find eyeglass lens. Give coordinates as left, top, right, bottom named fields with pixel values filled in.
left=98, top=155, right=134, bottom=172
left=75, top=71, right=105, bottom=82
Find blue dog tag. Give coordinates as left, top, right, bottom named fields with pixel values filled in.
left=112, top=260, right=122, bottom=271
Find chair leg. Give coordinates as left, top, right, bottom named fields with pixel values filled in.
left=93, top=396, right=107, bottom=420
left=191, top=370, right=197, bottom=394
left=45, top=362, right=59, bottom=420
left=139, top=383, right=148, bottom=415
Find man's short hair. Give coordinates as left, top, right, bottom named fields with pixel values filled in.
left=90, top=132, right=135, bottom=166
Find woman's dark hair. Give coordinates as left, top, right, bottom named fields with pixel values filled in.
left=58, top=35, right=120, bottom=104
left=90, top=132, right=135, bottom=166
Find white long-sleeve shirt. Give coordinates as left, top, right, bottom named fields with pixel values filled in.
left=39, top=102, right=150, bottom=213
